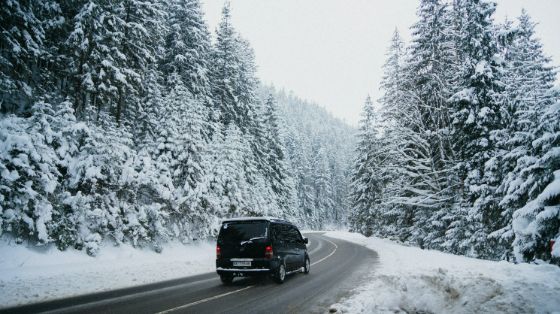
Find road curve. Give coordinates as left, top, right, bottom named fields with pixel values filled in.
left=3, top=233, right=379, bottom=314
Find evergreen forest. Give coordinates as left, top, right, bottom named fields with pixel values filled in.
left=349, top=0, right=559, bottom=264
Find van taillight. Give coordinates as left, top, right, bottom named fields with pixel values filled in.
left=216, top=245, right=221, bottom=259
left=265, top=245, right=273, bottom=259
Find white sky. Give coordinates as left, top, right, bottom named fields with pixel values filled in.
left=202, top=0, right=560, bottom=126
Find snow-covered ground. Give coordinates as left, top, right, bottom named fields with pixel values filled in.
left=326, top=231, right=560, bottom=314
left=0, top=238, right=215, bottom=309
left=3, top=232, right=560, bottom=313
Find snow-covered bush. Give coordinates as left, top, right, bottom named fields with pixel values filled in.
left=0, top=101, right=72, bottom=245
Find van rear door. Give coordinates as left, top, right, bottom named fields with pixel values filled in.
left=217, top=221, right=270, bottom=259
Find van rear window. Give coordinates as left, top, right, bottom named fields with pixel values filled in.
left=218, top=221, right=268, bottom=243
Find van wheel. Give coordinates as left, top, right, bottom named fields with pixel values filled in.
left=304, top=257, right=310, bottom=274
left=273, top=263, right=286, bottom=284
left=220, top=274, right=233, bottom=285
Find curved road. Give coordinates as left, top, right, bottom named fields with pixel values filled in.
left=4, top=233, right=379, bottom=314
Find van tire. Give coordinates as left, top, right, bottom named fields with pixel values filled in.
left=273, top=263, right=286, bottom=284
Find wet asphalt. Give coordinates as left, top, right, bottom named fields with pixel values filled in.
left=2, top=233, right=379, bottom=314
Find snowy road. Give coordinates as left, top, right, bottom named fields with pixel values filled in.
left=3, top=233, right=378, bottom=314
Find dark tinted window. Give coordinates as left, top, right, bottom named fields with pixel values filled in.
left=281, top=224, right=293, bottom=242
left=291, top=226, right=303, bottom=242
left=269, top=223, right=301, bottom=243
left=271, top=224, right=283, bottom=242
left=218, top=221, right=268, bottom=243
left=271, top=224, right=290, bottom=242
left=287, top=225, right=302, bottom=243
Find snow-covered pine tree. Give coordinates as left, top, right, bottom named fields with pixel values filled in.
left=349, top=96, right=381, bottom=236
left=49, top=100, right=88, bottom=250
left=0, top=0, right=61, bottom=113
left=134, top=68, right=162, bottom=149
left=235, top=37, right=259, bottom=123
left=209, top=3, right=258, bottom=133
left=403, top=0, right=459, bottom=249
left=446, top=0, right=506, bottom=257
left=311, top=146, right=334, bottom=229
left=112, top=0, right=165, bottom=126
left=261, top=94, right=294, bottom=216
left=491, top=11, right=556, bottom=259
left=161, top=0, right=211, bottom=97
left=64, top=0, right=164, bottom=125
left=495, top=11, right=560, bottom=263
left=289, top=131, right=317, bottom=226
left=378, top=29, right=408, bottom=125
left=129, top=67, right=176, bottom=247
left=211, top=124, right=252, bottom=217
left=62, top=116, right=125, bottom=254
left=0, top=102, right=61, bottom=244
left=376, top=29, right=423, bottom=242
left=63, top=0, right=121, bottom=118
left=210, top=3, right=239, bottom=128
left=143, top=75, right=208, bottom=241
left=511, top=93, right=560, bottom=264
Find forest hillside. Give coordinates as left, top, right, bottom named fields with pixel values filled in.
left=0, top=0, right=354, bottom=255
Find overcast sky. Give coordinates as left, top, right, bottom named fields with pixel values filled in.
left=201, top=0, right=560, bottom=126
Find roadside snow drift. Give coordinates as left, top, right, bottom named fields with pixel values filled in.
left=326, top=231, right=560, bottom=314
left=0, top=239, right=215, bottom=309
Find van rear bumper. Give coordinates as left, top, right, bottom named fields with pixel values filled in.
left=216, top=267, right=273, bottom=277
left=216, top=258, right=280, bottom=276
left=217, top=267, right=271, bottom=272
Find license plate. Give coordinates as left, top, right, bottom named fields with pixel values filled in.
left=233, top=261, right=251, bottom=267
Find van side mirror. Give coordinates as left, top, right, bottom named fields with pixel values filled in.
left=303, top=237, right=308, bottom=244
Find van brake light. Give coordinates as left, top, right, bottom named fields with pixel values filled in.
left=265, top=245, right=273, bottom=259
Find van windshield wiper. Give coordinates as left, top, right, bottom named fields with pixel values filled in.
left=240, top=236, right=266, bottom=245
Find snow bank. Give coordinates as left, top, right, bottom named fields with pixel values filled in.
left=326, top=231, right=560, bottom=314
left=0, top=238, right=215, bottom=308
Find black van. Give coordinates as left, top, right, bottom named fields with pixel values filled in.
left=216, top=217, right=310, bottom=284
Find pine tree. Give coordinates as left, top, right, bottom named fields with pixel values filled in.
left=0, top=102, right=60, bottom=244
left=161, top=0, right=211, bottom=97
left=0, top=0, right=61, bottom=113
left=312, top=146, right=334, bottom=229
left=376, top=29, right=422, bottom=242
left=209, top=3, right=258, bottom=133
left=235, top=37, right=259, bottom=115
left=134, top=68, right=162, bottom=148
left=212, top=124, right=252, bottom=217
left=511, top=95, right=560, bottom=264
left=498, top=11, right=560, bottom=263
left=63, top=0, right=120, bottom=118
left=261, top=95, right=294, bottom=214
left=63, top=0, right=164, bottom=124
left=349, top=96, right=380, bottom=236
left=113, top=0, right=165, bottom=125
left=446, top=0, right=505, bottom=257
left=402, top=0, right=460, bottom=249
left=210, top=3, right=238, bottom=128
left=378, top=29, right=408, bottom=124
left=290, top=132, right=317, bottom=226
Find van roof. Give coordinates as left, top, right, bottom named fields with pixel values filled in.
left=221, top=216, right=292, bottom=224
